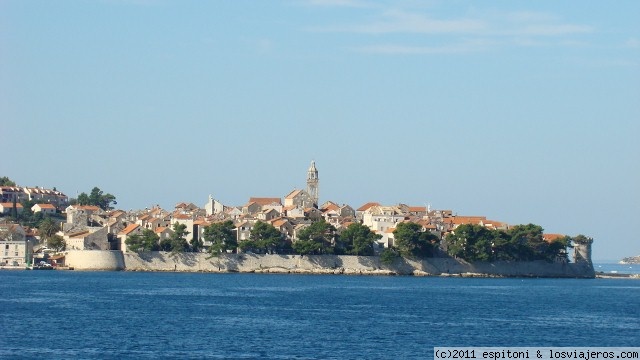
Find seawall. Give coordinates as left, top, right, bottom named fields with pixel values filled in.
left=64, top=250, right=125, bottom=271
left=63, top=250, right=595, bottom=278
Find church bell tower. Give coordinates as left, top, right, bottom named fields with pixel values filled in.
left=306, top=160, right=319, bottom=206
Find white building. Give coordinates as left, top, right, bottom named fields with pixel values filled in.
left=32, top=203, right=56, bottom=215
left=204, top=195, right=225, bottom=216
left=0, top=224, right=31, bottom=267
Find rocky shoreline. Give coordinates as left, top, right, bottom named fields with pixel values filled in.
left=595, top=272, right=640, bottom=279
left=127, top=266, right=510, bottom=277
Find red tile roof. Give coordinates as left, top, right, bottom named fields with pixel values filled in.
left=272, top=219, right=289, bottom=228
left=34, top=203, right=56, bottom=209
left=444, top=216, right=487, bottom=225
left=249, top=197, right=282, bottom=206
left=543, top=234, right=565, bottom=242
left=357, top=202, right=380, bottom=211
left=284, top=189, right=302, bottom=199
left=75, top=205, right=101, bottom=211
left=119, top=224, right=140, bottom=235
left=155, top=226, right=169, bottom=234
left=483, top=220, right=506, bottom=228
left=109, top=210, right=125, bottom=218
left=0, top=202, right=23, bottom=208
left=0, top=186, right=22, bottom=191
left=322, top=203, right=340, bottom=212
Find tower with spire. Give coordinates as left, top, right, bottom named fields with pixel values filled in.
left=306, top=160, right=319, bottom=206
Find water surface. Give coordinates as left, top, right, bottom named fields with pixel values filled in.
left=1, top=271, right=638, bottom=359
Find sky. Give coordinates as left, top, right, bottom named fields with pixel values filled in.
left=1, top=0, right=638, bottom=261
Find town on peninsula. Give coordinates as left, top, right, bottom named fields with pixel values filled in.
left=0, top=162, right=607, bottom=278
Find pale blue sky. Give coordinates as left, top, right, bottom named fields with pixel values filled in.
left=2, top=1, right=639, bottom=260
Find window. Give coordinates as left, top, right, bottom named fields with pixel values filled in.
left=15, top=252, right=18, bottom=256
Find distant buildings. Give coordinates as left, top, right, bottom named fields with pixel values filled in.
left=0, top=186, right=68, bottom=208
left=0, top=161, right=532, bottom=262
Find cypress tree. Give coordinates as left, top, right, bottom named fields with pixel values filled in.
left=11, top=197, right=18, bottom=219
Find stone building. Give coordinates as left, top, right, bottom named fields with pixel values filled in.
left=0, top=224, right=31, bottom=266
left=284, top=189, right=316, bottom=209
left=65, top=226, right=110, bottom=251
left=306, top=161, right=319, bottom=207
left=204, top=195, right=225, bottom=216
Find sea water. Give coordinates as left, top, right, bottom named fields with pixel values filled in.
left=593, top=262, right=640, bottom=275
left=1, top=271, right=638, bottom=359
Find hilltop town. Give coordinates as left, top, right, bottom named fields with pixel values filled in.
left=0, top=163, right=591, bottom=271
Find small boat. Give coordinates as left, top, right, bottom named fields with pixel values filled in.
left=33, top=261, right=54, bottom=270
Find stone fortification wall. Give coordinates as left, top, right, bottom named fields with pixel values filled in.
left=118, top=252, right=595, bottom=278
left=64, top=250, right=125, bottom=271
left=82, top=226, right=110, bottom=250
left=62, top=251, right=594, bottom=278
left=415, top=257, right=595, bottom=278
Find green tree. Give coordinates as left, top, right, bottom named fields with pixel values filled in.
left=340, top=222, right=380, bottom=256
left=159, top=237, right=173, bottom=252
left=545, top=235, right=571, bottom=262
left=10, top=198, right=18, bottom=219
left=38, top=217, right=61, bottom=241
left=291, top=238, right=324, bottom=256
left=244, top=221, right=283, bottom=254
left=393, top=222, right=440, bottom=259
left=74, top=187, right=117, bottom=210
left=444, top=224, right=496, bottom=261
left=14, top=200, right=44, bottom=228
left=293, top=220, right=336, bottom=255
left=0, top=176, right=16, bottom=186
left=47, top=234, right=66, bottom=252
left=77, top=192, right=90, bottom=206
left=204, top=221, right=237, bottom=256
left=125, top=234, right=144, bottom=252
left=444, top=223, right=573, bottom=262
left=190, top=235, right=204, bottom=253
left=380, top=248, right=399, bottom=265
left=507, top=224, right=546, bottom=261
left=490, top=229, right=517, bottom=261
left=571, top=234, right=593, bottom=245
left=88, top=187, right=117, bottom=210
left=125, top=229, right=160, bottom=252
left=167, top=222, right=190, bottom=254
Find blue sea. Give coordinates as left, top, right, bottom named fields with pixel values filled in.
left=594, top=262, right=640, bottom=275
left=1, top=271, right=639, bottom=359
